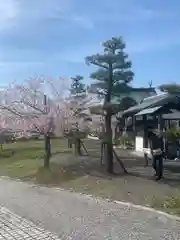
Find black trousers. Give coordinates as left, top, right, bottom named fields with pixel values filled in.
left=152, top=154, right=163, bottom=178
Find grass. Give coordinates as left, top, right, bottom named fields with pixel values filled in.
left=0, top=138, right=70, bottom=180
left=0, top=138, right=180, bottom=216
left=152, top=192, right=180, bottom=215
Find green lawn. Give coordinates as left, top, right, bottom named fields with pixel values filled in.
left=152, top=192, right=180, bottom=215
left=0, top=138, right=69, bottom=180
left=0, top=138, right=180, bottom=216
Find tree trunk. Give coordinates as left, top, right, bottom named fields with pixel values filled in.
left=105, top=112, right=113, bottom=173
left=75, top=138, right=81, bottom=155
left=68, top=139, right=72, bottom=148
left=44, top=135, right=51, bottom=168
left=103, top=62, right=113, bottom=174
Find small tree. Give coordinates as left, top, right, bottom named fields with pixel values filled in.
left=70, top=75, right=86, bottom=96
left=86, top=37, right=134, bottom=173
left=67, top=76, right=92, bottom=154
left=63, top=96, right=92, bottom=155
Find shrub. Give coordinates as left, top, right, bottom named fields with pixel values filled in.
left=114, top=135, right=134, bottom=148
left=89, top=130, right=100, bottom=138
left=165, top=127, right=180, bottom=143
left=65, top=129, right=87, bottom=140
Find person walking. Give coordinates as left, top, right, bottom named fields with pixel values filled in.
left=147, top=130, right=164, bottom=180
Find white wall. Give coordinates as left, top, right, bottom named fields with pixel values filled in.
left=135, top=136, right=152, bottom=157
left=135, top=136, right=144, bottom=152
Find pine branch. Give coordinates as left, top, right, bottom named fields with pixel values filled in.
left=85, top=55, right=109, bottom=69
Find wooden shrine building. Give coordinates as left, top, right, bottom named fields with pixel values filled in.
left=120, top=92, right=180, bottom=157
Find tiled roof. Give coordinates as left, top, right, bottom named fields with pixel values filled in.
left=122, top=93, right=174, bottom=116
left=163, top=110, right=180, bottom=120
left=128, top=87, right=156, bottom=92
left=135, top=106, right=162, bottom=116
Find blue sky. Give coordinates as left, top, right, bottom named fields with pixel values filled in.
left=0, top=0, right=179, bottom=88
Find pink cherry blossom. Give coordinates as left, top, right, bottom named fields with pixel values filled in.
left=0, top=76, right=94, bottom=140
left=0, top=77, right=70, bottom=137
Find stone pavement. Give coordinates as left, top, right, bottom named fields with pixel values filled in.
left=0, top=207, right=60, bottom=240
left=0, top=178, right=179, bottom=239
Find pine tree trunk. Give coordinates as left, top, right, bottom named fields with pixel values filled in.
left=104, top=62, right=113, bottom=173
left=105, top=112, right=113, bottom=173
left=44, top=135, right=51, bottom=168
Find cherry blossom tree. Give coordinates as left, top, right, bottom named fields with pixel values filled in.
left=0, top=114, right=12, bottom=150
left=0, top=76, right=97, bottom=164
left=0, top=107, right=25, bottom=150
left=0, top=77, right=69, bottom=168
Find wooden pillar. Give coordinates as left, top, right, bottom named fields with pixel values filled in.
left=132, top=115, right=136, bottom=147
left=143, top=115, right=148, bottom=166
left=143, top=115, right=148, bottom=148
left=132, top=115, right=136, bottom=133
left=158, top=114, right=163, bottom=134
left=158, top=114, right=166, bottom=156
left=168, top=120, right=170, bottom=129
left=153, top=115, right=157, bottom=129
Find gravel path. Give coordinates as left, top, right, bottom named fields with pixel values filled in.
left=0, top=178, right=179, bottom=239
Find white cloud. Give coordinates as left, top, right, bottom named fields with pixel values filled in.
left=0, top=0, right=20, bottom=30
left=0, top=0, right=94, bottom=30
left=18, top=0, right=72, bottom=20
left=39, top=1, right=94, bottom=29
left=119, top=7, right=176, bottom=22
left=90, top=1, right=177, bottom=24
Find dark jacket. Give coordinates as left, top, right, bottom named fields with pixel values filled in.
left=149, top=134, right=164, bottom=157
left=150, top=135, right=163, bottom=150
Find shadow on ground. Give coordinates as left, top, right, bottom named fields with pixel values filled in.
left=51, top=139, right=180, bottom=186
left=46, top=139, right=180, bottom=213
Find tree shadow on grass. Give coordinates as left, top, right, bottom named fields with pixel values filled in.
left=125, top=164, right=180, bottom=189
left=0, top=150, right=15, bottom=158
left=87, top=149, right=180, bottom=190
left=6, top=137, right=178, bottom=190
left=23, top=163, right=86, bottom=186
left=51, top=149, right=72, bottom=157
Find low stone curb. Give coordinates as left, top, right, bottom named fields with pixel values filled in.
left=1, top=176, right=180, bottom=222
left=55, top=188, right=180, bottom=222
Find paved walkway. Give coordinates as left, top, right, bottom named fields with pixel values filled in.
left=0, top=207, right=60, bottom=239
left=0, top=178, right=179, bottom=239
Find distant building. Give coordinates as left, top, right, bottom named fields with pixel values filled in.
left=86, top=86, right=156, bottom=137
left=121, top=92, right=180, bottom=158
left=87, top=86, right=156, bottom=114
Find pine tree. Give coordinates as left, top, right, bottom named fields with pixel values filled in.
left=118, top=97, right=137, bottom=111
left=86, top=37, right=134, bottom=173
left=70, top=75, right=86, bottom=96
left=69, top=75, right=90, bottom=155
left=159, top=83, right=180, bottom=94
